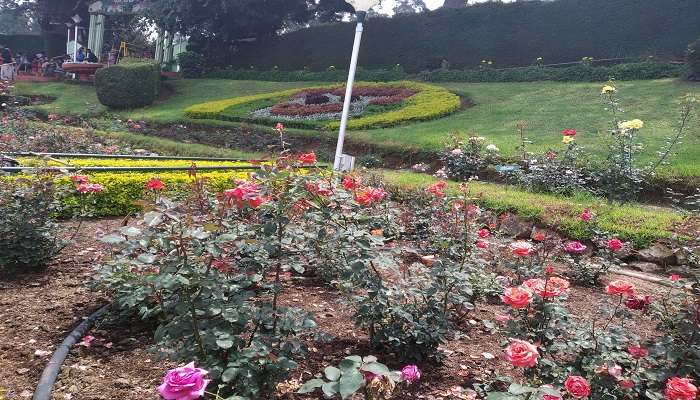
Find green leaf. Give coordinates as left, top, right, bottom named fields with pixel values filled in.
left=297, top=378, right=324, bottom=394
left=100, top=233, right=125, bottom=244
left=338, top=371, right=364, bottom=399
left=221, top=367, right=238, bottom=383
left=508, top=383, right=535, bottom=395
left=216, top=339, right=234, bottom=349
left=324, top=366, right=341, bottom=381
left=361, top=362, right=390, bottom=376
left=321, top=381, right=339, bottom=397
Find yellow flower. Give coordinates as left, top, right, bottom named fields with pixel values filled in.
left=619, top=119, right=644, bottom=131
left=562, top=136, right=575, bottom=144
left=601, top=85, right=616, bottom=95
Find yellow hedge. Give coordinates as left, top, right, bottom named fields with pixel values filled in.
left=183, top=81, right=461, bottom=130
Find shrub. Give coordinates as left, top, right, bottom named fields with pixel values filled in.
left=95, top=58, right=160, bottom=109
left=440, top=134, right=499, bottom=181
left=688, top=37, right=700, bottom=81
left=0, top=174, right=64, bottom=272
left=176, top=51, right=206, bottom=79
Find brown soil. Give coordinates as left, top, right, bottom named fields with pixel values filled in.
left=0, top=220, right=671, bottom=400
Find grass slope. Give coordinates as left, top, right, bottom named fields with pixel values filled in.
left=380, top=170, right=688, bottom=247
left=16, top=79, right=700, bottom=177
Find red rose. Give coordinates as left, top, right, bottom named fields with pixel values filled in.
left=625, top=294, right=652, bottom=310
left=607, top=238, right=624, bottom=251
left=298, top=152, right=317, bottom=164
left=342, top=176, right=359, bottom=190
left=618, top=379, right=635, bottom=389
left=146, top=178, right=166, bottom=191
left=505, top=339, right=539, bottom=368
left=501, top=287, right=533, bottom=309
left=562, top=128, right=577, bottom=137
left=627, top=345, right=648, bottom=359
left=665, top=377, right=697, bottom=400
left=475, top=240, right=489, bottom=249
left=564, top=376, right=591, bottom=399
left=605, top=280, right=635, bottom=296
left=532, top=231, right=547, bottom=242
left=511, top=241, right=534, bottom=257
left=355, top=187, right=386, bottom=206
left=478, top=228, right=490, bottom=239
left=670, top=274, right=680, bottom=282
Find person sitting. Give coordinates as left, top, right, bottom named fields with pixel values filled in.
left=86, top=49, right=98, bottom=63
left=76, top=47, right=86, bottom=62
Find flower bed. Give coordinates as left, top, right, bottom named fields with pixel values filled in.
left=184, top=81, right=461, bottom=130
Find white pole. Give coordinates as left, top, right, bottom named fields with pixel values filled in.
left=333, top=16, right=365, bottom=171
left=74, top=25, right=79, bottom=61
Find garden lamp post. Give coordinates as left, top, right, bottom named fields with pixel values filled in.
left=333, top=0, right=380, bottom=171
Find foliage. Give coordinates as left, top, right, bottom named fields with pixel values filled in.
left=186, top=81, right=461, bottom=131
left=517, top=130, right=592, bottom=195
left=209, top=61, right=686, bottom=83
left=298, top=355, right=416, bottom=399
left=0, top=173, right=64, bottom=272
left=226, top=0, right=700, bottom=72
left=483, top=267, right=699, bottom=400
left=688, top=37, right=700, bottom=81
left=594, top=86, right=697, bottom=202
left=440, top=134, right=498, bottom=181
left=95, top=58, right=161, bottom=109
left=177, top=51, right=206, bottom=79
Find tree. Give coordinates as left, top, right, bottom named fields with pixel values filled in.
left=0, top=0, right=89, bottom=33
left=393, top=0, right=427, bottom=14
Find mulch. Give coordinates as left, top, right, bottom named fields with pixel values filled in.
left=0, top=220, right=669, bottom=400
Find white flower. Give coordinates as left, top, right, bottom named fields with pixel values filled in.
left=0, top=103, right=6, bottom=108
left=486, top=144, right=499, bottom=152
left=450, top=148, right=463, bottom=155
left=435, top=167, right=448, bottom=178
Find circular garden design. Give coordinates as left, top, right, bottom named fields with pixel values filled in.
left=184, top=81, right=461, bottom=130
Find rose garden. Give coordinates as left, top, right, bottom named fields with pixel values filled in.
left=1, top=1, right=700, bottom=399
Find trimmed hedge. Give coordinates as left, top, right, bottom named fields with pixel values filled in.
left=208, top=61, right=686, bottom=83
left=225, top=0, right=700, bottom=73
left=184, top=81, right=461, bottom=130
left=689, top=37, right=700, bottom=81
left=95, top=59, right=161, bottom=109
left=58, top=171, right=249, bottom=217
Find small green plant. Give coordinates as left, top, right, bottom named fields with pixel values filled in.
left=440, top=133, right=499, bottom=181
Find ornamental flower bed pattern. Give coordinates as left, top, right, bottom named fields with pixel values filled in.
left=184, top=81, right=461, bottom=130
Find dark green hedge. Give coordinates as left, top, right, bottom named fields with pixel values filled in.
left=689, top=37, right=700, bottom=80
left=95, top=59, right=160, bottom=109
left=228, top=0, right=700, bottom=73
left=207, top=61, right=685, bottom=83
left=0, top=33, right=65, bottom=57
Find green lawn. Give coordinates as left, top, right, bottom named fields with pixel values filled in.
left=16, top=78, right=700, bottom=177
left=380, top=170, right=689, bottom=247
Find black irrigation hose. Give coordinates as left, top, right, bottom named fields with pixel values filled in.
left=32, top=304, right=110, bottom=400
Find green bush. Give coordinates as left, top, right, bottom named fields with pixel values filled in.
left=0, top=175, right=63, bottom=273
left=688, top=37, right=700, bottom=80
left=95, top=59, right=160, bottom=109
left=208, top=61, right=685, bottom=83
left=223, top=0, right=700, bottom=72
left=177, top=51, right=206, bottom=78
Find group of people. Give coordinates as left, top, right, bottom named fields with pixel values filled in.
left=0, top=45, right=102, bottom=78
left=75, top=47, right=99, bottom=63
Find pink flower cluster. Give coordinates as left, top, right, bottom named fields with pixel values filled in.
left=224, top=180, right=265, bottom=209
left=70, top=174, right=104, bottom=194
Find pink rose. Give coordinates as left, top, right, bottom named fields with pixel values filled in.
left=510, top=241, right=534, bottom=257
left=478, top=228, right=490, bottom=239
left=476, top=240, right=489, bottom=249
left=426, top=181, right=447, bottom=197
left=579, top=209, right=591, bottom=222
left=355, top=187, right=386, bottom=206
left=564, top=376, right=591, bottom=399
left=158, top=362, right=210, bottom=400
left=670, top=274, right=680, bottom=282
left=501, top=287, right=533, bottom=309
left=607, top=238, right=624, bottom=251
left=565, top=241, right=587, bottom=255
left=401, top=365, right=421, bottom=382
left=494, top=314, right=510, bottom=323
left=505, top=339, right=539, bottom=368
left=562, top=128, right=577, bottom=137
left=608, top=364, right=622, bottom=377
left=605, top=280, right=635, bottom=296
left=523, top=277, right=570, bottom=298
left=665, top=377, right=697, bottom=400
left=77, top=183, right=104, bottom=194
left=342, top=175, right=359, bottom=190
left=627, top=345, right=648, bottom=359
